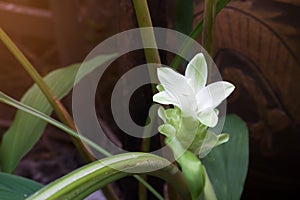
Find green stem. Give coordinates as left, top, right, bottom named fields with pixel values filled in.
left=170, top=0, right=231, bottom=70
left=0, top=28, right=62, bottom=124
left=167, top=138, right=205, bottom=200
left=202, top=0, right=217, bottom=55
left=132, top=0, right=161, bottom=64
left=0, top=27, right=95, bottom=162
left=132, top=1, right=162, bottom=199
left=132, top=0, right=161, bottom=154
left=202, top=0, right=217, bottom=83
left=134, top=175, right=164, bottom=200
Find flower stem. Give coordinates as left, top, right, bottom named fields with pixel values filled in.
left=202, top=0, right=217, bottom=55
left=202, top=0, right=217, bottom=83
left=132, top=0, right=162, bottom=199
left=132, top=0, right=161, bottom=64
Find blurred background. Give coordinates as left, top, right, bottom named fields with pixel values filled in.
left=0, top=0, right=299, bottom=199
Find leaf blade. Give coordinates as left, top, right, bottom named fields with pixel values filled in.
left=25, top=153, right=191, bottom=200
left=202, top=114, right=249, bottom=200
left=0, top=54, right=116, bottom=172
left=175, top=0, right=194, bottom=35
left=0, top=172, right=43, bottom=200
left=0, top=92, right=168, bottom=200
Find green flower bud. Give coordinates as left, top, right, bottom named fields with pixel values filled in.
left=158, top=106, right=229, bottom=158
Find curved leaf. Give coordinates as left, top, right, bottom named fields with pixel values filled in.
left=0, top=92, right=167, bottom=200
left=26, top=153, right=191, bottom=200
left=0, top=54, right=116, bottom=173
left=0, top=172, right=43, bottom=200
left=202, top=114, right=249, bottom=200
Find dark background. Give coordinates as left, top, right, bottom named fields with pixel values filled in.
left=0, top=0, right=299, bottom=199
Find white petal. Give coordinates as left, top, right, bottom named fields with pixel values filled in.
left=157, top=67, right=196, bottom=116
left=185, top=53, right=207, bottom=93
left=195, top=88, right=214, bottom=112
left=196, top=81, right=235, bottom=111
left=157, top=67, right=191, bottom=95
left=197, top=109, right=218, bottom=127
left=153, top=91, right=179, bottom=106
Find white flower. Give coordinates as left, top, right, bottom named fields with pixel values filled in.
left=153, top=53, right=235, bottom=127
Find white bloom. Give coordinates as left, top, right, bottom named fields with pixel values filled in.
left=153, top=53, right=235, bottom=127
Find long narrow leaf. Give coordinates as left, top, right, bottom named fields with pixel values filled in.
left=0, top=54, right=116, bottom=172
left=202, top=114, right=249, bottom=200
left=0, top=92, right=112, bottom=157
left=0, top=172, right=43, bottom=200
left=0, top=92, right=190, bottom=199
left=0, top=92, right=165, bottom=200
left=0, top=92, right=188, bottom=200
left=26, top=153, right=191, bottom=200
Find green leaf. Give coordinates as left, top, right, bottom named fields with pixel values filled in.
left=175, top=0, right=193, bottom=35
left=174, top=0, right=193, bottom=68
left=216, top=0, right=231, bottom=12
left=0, top=92, right=165, bottom=200
left=0, top=172, right=43, bottom=200
left=0, top=54, right=116, bottom=173
left=171, top=0, right=231, bottom=70
left=26, top=153, right=191, bottom=200
left=0, top=91, right=112, bottom=157
left=201, top=167, right=217, bottom=200
left=202, top=114, right=249, bottom=200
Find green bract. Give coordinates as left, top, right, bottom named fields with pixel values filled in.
left=158, top=106, right=229, bottom=158
left=153, top=53, right=234, bottom=127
